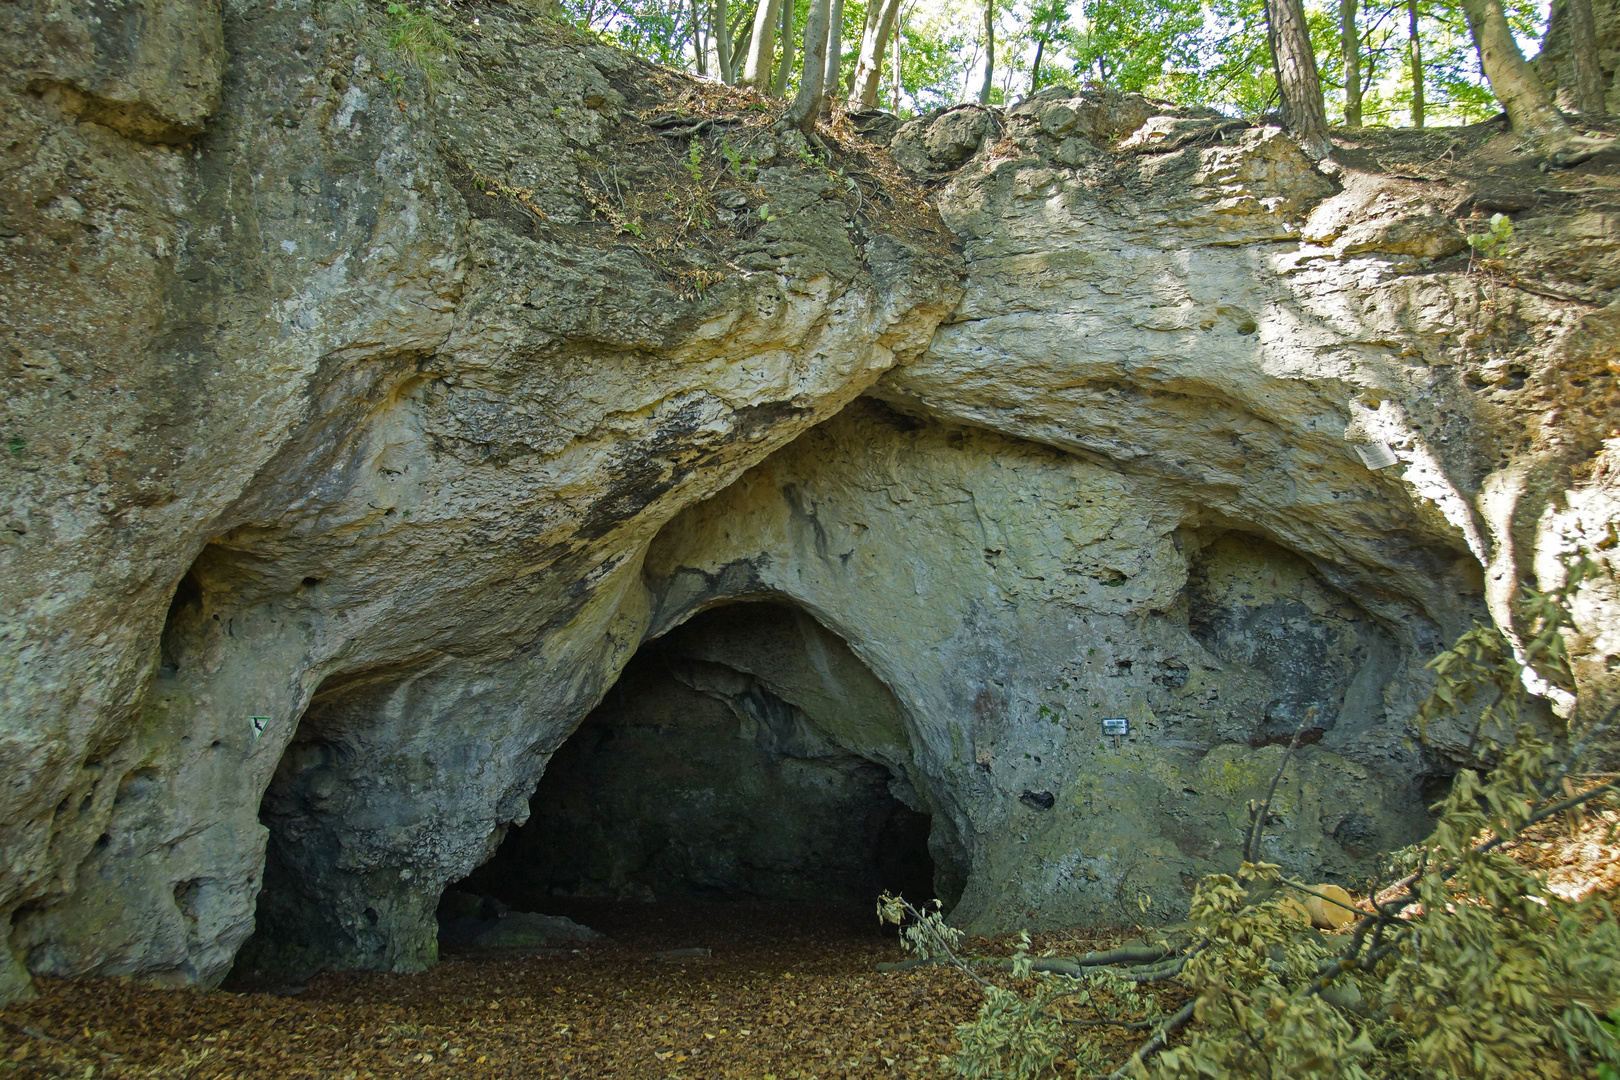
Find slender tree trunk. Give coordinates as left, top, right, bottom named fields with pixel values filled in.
left=773, top=0, right=796, bottom=96
left=1340, top=0, right=1361, bottom=125
left=692, top=0, right=709, bottom=75
left=822, top=0, right=844, bottom=110
left=729, top=5, right=754, bottom=78
left=1030, top=36, right=1046, bottom=90
left=978, top=0, right=995, bottom=104
left=1459, top=0, right=1577, bottom=149
left=741, top=0, right=781, bottom=88
left=786, top=0, right=831, bottom=129
left=1407, top=0, right=1424, bottom=126
left=1567, top=0, right=1607, bottom=114
left=891, top=13, right=900, bottom=110
left=853, top=0, right=880, bottom=92
left=848, top=0, right=900, bottom=107
left=1265, top=0, right=1331, bottom=157
left=715, top=0, right=733, bottom=82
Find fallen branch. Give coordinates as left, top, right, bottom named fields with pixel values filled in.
left=1242, top=710, right=1315, bottom=863
left=877, top=945, right=1171, bottom=977
left=1106, top=999, right=1197, bottom=1080
left=1298, top=778, right=1620, bottom=1000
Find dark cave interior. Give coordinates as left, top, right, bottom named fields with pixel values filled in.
left=443, top=602, right=945, bottom=945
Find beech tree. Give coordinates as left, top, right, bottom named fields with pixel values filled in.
left=740, top=0, right=781, bottom=88
left=1027, top=0, right=1069, bottom=90
left=822, top=0, right=845, bottom=110
left=848, top=0, right=901, bottom=108
left=786, top=0, right=833, bottom=128
left=977, top=0, right=995, bottom=103
left=713, top=0, right=733, bottom=82
left=772, top=0, right=797, bottom=95
left=1458, top=0, right=1581, bottom=152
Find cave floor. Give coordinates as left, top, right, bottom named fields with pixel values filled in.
left=0, top=902, right=1173, bottom=1079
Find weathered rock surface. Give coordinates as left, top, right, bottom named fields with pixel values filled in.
left=3, top=0, right=1618, bottom=1006
left=643, top=401, right=1435, bottom=929
left=1, top=1, right=956, bottom=992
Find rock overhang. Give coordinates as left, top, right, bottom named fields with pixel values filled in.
left=2, top=0, right=1617, bottom=1003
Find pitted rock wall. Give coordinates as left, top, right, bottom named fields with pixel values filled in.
left=1, top=0, right=957, bottom=994
left=644, top=399, right=1436, bottom=931
left=3, top=0, right=1618, bottom=1005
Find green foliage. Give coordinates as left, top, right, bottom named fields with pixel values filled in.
left=538, top=0, right=1547, bottom=125
left=1068, top=0, right=1213, bottom=100
left=1465, top=211, right=1516, bottom=260
left=719, top=139, right=759, bottom=181
left=878, top=893, right=964, bottom=961
left=383, top=1, right=456, bottom=84
left=1601, top=1013, right=1620, bottom=1080
left=888, top=549, right=1619, bottom=1080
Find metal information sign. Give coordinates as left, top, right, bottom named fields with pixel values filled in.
left=1102, top=718, right=1129, bottom=736
left=1354, top=442, right=1399, bottom=470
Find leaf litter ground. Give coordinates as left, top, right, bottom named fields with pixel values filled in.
left=0, top=901, right=1172, bottom=1079
left=6, top=799, right=1613, bottom=1080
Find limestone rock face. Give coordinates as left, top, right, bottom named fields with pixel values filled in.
left=3, top=0, right=1619, bottom=1005
left=644, top=402, right=1434, bottom=930
left=874, top=99, right=1620, bottom=737
left=0, top=1, right=957, bottom=992
left=4, top=0, right=225, bottom=143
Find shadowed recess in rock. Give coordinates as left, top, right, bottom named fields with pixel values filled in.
left=450, top=602, right=948, bottom=934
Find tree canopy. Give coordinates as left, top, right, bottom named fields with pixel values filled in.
left=534, top=0, right=1559, bottom=127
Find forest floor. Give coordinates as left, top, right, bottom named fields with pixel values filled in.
left=2, top=796, right=1616, bottom=1080
left=0, top=902, right=1174, bottom=1080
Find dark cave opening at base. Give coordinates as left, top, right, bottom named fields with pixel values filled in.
left=439, top=601, right=946, bottom=953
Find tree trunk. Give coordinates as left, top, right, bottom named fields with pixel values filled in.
left=1340, top=0, right=1361, bottom=125
left=1458, top=0, right=1577, bottom=150
left=853, top=0, right=880, bottom=92
left=1567, top=0, right=1607, bottom=114
left=741, top=0, right=781, bottom=89
left=729, top=5, right=754, bottom=78
left=1407, top=0, right=1424, bottom=127
left=1030, top=36, right=1046, bottom=90
left=822, top=0, right=844, bottom=110
left=692, top=0, right=709, bottom=75
left=786, top=0, right=831, bottom=129
left=1265, top=0, right=1332, bottom=157
left=773, top=0, right=796, bottom=96
left=715, top=0, right=733, bottom=83
left=891, top=12, right=900, bottom=110
left=977, top=0, right=994, bottom=104
left=848, top=0, right=900, bottom=107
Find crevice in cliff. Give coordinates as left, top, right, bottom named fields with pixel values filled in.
left=444, top=601, right=950, bottom=947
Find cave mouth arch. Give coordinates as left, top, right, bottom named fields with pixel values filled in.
left=442, top=600, right=950, bottom=943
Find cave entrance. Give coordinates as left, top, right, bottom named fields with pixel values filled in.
left=442, top=602, right=947, bottom=947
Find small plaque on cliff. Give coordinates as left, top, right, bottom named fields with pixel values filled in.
left=1353, top=442, right=1399, bottom=470
left=1102, top=718, right=1129, bottom=736
left=250, top=716, right=270, bottom=739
